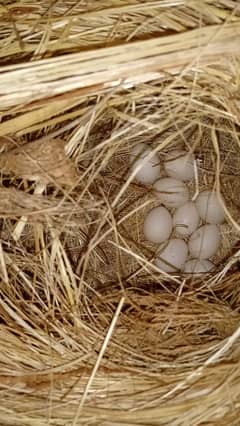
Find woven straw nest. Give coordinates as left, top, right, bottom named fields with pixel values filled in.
left=0, top=1, right=240, bottom=425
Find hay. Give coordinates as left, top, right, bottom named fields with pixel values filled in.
left=0, top=1, right=240, bottom=425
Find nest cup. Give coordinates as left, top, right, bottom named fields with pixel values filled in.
left=122, top=120, right=240, bottom=279
left=0, top=1, right=240, bottom=425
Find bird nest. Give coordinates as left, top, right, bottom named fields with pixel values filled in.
left=0, top=1, right=240, bottom=425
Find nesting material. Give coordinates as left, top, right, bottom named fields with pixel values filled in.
left=0, top=2, right=240, bottom=426
left=0, top=138, right=77, bottom=186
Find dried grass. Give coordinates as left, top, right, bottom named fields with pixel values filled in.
left=0, top=1, right=240, bottom=425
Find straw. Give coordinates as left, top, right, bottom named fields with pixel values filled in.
left=0, top=1, right=240, bottom=425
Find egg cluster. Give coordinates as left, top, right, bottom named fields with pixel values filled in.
left=130, top=143, right=225, bottom=274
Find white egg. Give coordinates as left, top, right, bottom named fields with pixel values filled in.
left=130, top=143, right=160, bottom=184
left=153, top=177, right=189, bottom=208
left=144, top=206, right=172, bottom=243
left=164, top=149, right=195, bottom=181
left=188, top=224, right=221, bottom=259
left=184, top=259, right=215, bottom=273
left=173, top=201, right=200, bottom=236
left=195, top=190, right=225, bottom=224
left=155, top=238, right=188, bottom=273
